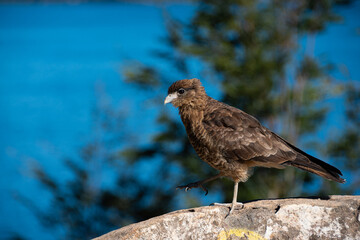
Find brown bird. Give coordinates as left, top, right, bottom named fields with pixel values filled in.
left=164, top=78, right=345, bottom=215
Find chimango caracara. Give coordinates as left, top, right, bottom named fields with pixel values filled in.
left=164, top=78, right=345, bottom=214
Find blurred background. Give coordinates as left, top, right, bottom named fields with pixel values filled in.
left=0, top=0, right=359, bottom=239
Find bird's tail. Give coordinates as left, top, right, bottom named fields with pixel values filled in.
left=281, top=140, right=345, bottom=183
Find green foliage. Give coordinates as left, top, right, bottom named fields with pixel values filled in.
left=123, top=61, right=160, bottom=88
left=125, top=0, right=353, bottom=202
left=22, top=0, right=358, bottom=238
left=328, top=83, right=360, bottom=191
left=18, top=92, right=178, bottom=239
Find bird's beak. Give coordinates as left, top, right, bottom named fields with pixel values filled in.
left=164, top=93, right=177, bottom=105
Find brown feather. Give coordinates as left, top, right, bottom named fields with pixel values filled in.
left=166, top=78, right=345, bottom=184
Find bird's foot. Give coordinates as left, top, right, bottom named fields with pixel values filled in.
left=211, top=202, right=244, bottom=217
left=176, top=181, right=208, bottom=195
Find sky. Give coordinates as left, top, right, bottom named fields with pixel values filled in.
left=0, top=1, right=359, bottom=239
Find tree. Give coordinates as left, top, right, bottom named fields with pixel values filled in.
left=17, top=85, right=176, bottom=239
left=125, top=0, right=354, bottom=201
left=327, top=82, right=360, bottom=194
left=21, top=0, right=357, bottom=239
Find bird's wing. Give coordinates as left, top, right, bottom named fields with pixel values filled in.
left=202, top=104, right=297, bottom=168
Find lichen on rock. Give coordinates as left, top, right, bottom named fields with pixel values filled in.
left=94, top=195, right=360, bottom=240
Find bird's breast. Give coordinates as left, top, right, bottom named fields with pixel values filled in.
left=181, top=112, right=251, bottom=182
left=183, top=117, right=229, bottom=170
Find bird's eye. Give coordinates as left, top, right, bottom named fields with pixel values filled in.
left=178, top=88, right=185, bottom=94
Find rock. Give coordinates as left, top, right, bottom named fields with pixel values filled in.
left=94, top=195, right=360, bottom=240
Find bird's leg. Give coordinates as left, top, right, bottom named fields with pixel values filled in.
left=229, top=181, right=243, bottom=215
left=212, top=181, right=243, bottom=217
left=176, top=173, right=223, bottom=196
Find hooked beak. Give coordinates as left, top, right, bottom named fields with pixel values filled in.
left=164, top=93, right=177, bottom=105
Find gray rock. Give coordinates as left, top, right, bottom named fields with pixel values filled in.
left=94, top=195, right=360, bottom=240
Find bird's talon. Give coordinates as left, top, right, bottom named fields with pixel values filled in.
left=176, top=181, right=208, bottom=195
left=200, top=185, right=208, bottom=195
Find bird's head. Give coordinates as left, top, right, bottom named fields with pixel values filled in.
left=164, top=78, right=206, bottom=108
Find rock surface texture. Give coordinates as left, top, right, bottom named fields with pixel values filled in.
left=94, top=195, right=360, bottom=240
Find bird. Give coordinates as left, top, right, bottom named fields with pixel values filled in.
left=164, top=78, right=345, bottom=215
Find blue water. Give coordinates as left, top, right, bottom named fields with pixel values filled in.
left=0, top=3, right=171, bottom=239
left=0, top=2, right=359, bottom=239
